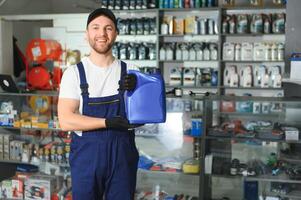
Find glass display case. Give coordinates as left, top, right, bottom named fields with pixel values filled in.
left=202, top=95, right=301, bottom=200
left=135, top=97, right=203, bottom=199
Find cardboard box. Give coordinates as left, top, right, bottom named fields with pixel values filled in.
left=25, top=175, right=56, bottom=200
left=1, top=179, right=12, bottom=199
left=11, top=179, right=24, bottom=199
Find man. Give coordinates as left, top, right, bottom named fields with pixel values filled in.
left=58, top=8, right=139, bottom=200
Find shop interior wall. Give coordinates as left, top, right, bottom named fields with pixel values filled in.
left=0, top=0, right=101, bottom=15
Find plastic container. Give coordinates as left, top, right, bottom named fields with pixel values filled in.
left=125, top=70, right=166, bottom=124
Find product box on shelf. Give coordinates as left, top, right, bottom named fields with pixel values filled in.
left=0, top=134, right=4, bottom=159
left=3, top=134, right=13, bottom=160
left=12, top=179, right=24, bottom=199
left=0, top=179, right=23, bottom=199
left=0, top=179, right=12, bottom=199
left=24, top=175, right=56, bottom=200
left=290, top=53, right=301, bottom=81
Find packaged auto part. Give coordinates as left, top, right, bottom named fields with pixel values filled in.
left=115, top=0, right=122, bottom=9
left=235, top=43, right=241, bottom=60
left=183, top=68, right=195, bottom=86
left=223, top=42, right=235, bottom=60
left=130, top=19, right=137, bottom=35
left=176, top=43, right=182, bottom=60
left=119, top=43, right=128, bottom=60
left=237, top=14, right=249, bottom=34
left=148, top=43, right=156, bottom=60
left=203, top=44, right=210, bottom=60
left=112, top=43, right=119, bottom=59
left=101, top=0, right=109, bottom=8
left=148, top=0, right=157, bottom=8
left=159, top=45, right=166, bottom=60
left=241, top=42, right=253, bottom=61
left=118, top=19, right=129, bottom=35
left=136, top=18, right=144, bottom=35
left=130, top=0, right=136, bottom=9
left=250, top=14, right=263, bottom=33
left=143, top=18, right=150, bottom=35
left=272, top=13, right=286, bottom=33
left=210, top=43, right=218, bottom=60
left=150, top=17, right=157, bottom=34
left=129, top=43, right=137, bottom=60
left=122, top=0, right=130, bottom=9
left=263, top=14, right=271, bottom=33
left=138, top=43, right=147, bottom=60
left=208, top=19, right=215, bottom=34
left=169, top=67, right=182, bottom=85
left=107, top=0, right=114, bottom=9
left=136, top=0, right=143, bottom=9
left=189, top=45, right=197, bottom=60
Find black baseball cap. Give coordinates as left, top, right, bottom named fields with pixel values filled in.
left=86, top=8, right=117, bottom=30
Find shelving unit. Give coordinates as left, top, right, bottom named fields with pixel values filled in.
left=1, top=0, right=299, bottom=199
left=202, top=95, right=301, bottom=199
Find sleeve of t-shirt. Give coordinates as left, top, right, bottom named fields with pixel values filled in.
left=59, top=66, right=81, bottom=100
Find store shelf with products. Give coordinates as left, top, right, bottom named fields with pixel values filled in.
left=201, top=95, right=301, bottom=199
left=133, top=97, right=203, bottom=198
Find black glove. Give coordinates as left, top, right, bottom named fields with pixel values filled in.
left=105, top=116, right=143, bottom=130
left=119, top=74, right=137, bottom=91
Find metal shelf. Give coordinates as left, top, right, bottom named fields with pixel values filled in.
left=0, top=125, right=61, bottom=132
left=221, top=5, right=286, bottom=10
left=165, top=84, right=218, bottom=90
left=159, top=7, right=219, bottom=11
left=245, top=173, right=301, bottom=184
left=221, top=86, right=283, bottom=90
left=138, top=168, right=199, bottom=177
left=210, top=173, right=301, bottom=184
left=160, top=60, right=219, bottom=63
left=0, top=91, right=59, bottom=97
left=123, top=60, right=157, bottom=67
left=221, top=60, right=285, bottom=63
left=205, top=135, right=301, bottom=144
left=221, top=33, right=285, bottom=36
left=159, top=34, right=219, bottom=37
left=218, top=112, right=283, bottom=117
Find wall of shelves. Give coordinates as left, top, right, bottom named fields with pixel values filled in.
left=1, top=0, right=301, bottom=199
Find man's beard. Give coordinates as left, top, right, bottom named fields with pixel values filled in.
left=89, top=39, right=114, bottom=54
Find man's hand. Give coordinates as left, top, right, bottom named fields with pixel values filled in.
left=119, top=74, right=137, bottom=91
left=105, top=116, right=143, bottom=130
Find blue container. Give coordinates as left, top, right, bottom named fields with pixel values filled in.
left=125, top=70, right=166, bottom=124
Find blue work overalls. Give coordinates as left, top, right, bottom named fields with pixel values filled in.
left=69, top=61, right=139, bottom=200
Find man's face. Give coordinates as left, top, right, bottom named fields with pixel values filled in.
left=86, top=15, right=117, bottom=55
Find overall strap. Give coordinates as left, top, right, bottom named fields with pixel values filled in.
left=120, top=60, right=127, bottom=80
left=76, top=62, right=89, bottom=100
left=117, top=61, right=127, bottom=116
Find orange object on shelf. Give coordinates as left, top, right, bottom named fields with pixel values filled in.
left=28, top=66, right=52, bottom=90
left=26, top=39, right=62, bottom=63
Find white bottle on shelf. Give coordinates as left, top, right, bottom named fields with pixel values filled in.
left=271, top=43, right=278, bottom=61
left=235, top=43, right=241, bottom=61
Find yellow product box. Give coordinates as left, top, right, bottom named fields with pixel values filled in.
left=173, top=17, right=184, bottom=35
left=20, top=112, right=30, bottom=119
left=20, top=119, right=31, bottom=128
left=184, top=16, right=196, bottom=34
left=31, top=116, right=38, bottom=123
left=13, top=120, right=21, bottom=128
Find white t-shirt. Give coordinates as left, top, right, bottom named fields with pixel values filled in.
left=59, top=57, right=137, bottom=135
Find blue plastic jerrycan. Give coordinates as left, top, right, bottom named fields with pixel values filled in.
left=125, top=70, right=166, bottom=124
